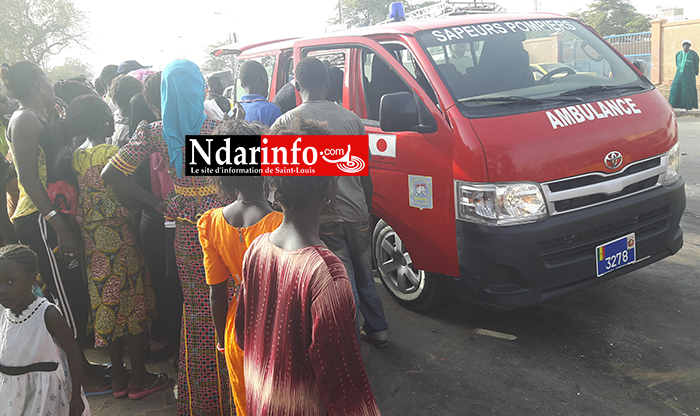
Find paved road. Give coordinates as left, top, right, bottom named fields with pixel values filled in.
left=363, top=116, right=700, bottom=416
left=680, top=117, right=700, bottom=237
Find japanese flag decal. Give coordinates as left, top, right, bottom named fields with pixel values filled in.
left=369, top=134, right=396, bottom=158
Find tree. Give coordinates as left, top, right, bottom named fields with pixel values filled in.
left=201, top=39, right=235, bottom=75
left=0, top=0, right=86, bottom=67
left=46, top=58, right=94, bottom=82
left=570, top=0, right=651, bottom=36
left=330, top=0, right=437, bottom=28
left=332, top=0, right=391, bottom=27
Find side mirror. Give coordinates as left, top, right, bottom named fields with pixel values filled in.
left=380, top=92, right=418, bottom=132
left=632, top=59, right=647, bottom=75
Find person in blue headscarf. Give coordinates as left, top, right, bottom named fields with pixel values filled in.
left=161, top=60, right=208, bottom=178
left=101, top=59, right=235, bottom=415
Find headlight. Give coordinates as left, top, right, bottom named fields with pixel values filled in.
left=663, top=142, right=680, bottom=186
left=456, top=181, right=548, bottom=226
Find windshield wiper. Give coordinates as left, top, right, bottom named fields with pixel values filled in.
left=559, top=84, right=646, bottom=97
left=461, top=95, right=584, bottom=105
left=460, top=96, right=543, bottom=104
left=540, top=96, right=584, bottom=102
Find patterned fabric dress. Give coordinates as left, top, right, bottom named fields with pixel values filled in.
left=110, top=119, right=235, bottom=416
left=72, top=144, right=156, bottom=347
left=235, top=235, right=381, bottom=416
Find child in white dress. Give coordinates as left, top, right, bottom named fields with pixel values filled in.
left=0, top=244, right=90, bottom=416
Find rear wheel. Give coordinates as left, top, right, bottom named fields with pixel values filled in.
left=373, top=220, right=446, bottom=310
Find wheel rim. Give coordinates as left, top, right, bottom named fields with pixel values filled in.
left=377, top=228, right=424, bottom=300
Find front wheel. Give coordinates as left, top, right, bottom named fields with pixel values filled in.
left=373, top=220, right=446, bottom=310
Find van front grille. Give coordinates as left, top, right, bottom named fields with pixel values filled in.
left=542, top=154, right=668, bottom=215
left=553, top=177, right=659, bottom=212
left=547, top=157, right=661, bottom=192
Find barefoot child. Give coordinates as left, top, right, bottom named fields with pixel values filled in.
left=65, top=94, right=169, bottom=400
left=0, top=244, right=90, bottom=415
left=198, top=119, right=283, bottom=416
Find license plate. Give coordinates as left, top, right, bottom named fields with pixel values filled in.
left=596, top=233, right=636, bottom=277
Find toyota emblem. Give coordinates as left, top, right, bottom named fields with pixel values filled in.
left=604, top=151, right=623, bottom=170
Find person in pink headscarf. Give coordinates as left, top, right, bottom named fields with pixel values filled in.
left=128, top=68, right=157, bottom=83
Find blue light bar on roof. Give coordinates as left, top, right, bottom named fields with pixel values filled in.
left=389, top=2, right=406, bottom=22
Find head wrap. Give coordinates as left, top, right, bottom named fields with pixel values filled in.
left=161, top=60, right=206, bottom=178
left=128, top=68, right=157, bottom=83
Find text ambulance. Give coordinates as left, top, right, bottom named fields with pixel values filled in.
left=228, top=13, right=685, bottom=310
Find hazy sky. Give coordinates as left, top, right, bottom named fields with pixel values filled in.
left=55, top=0, right=699, bottom=77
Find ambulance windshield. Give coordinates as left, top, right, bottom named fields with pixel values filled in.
left=418, top=19, right=650, bottom=114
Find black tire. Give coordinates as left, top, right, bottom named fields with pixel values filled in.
left=373, top=220, right=446, bottom=311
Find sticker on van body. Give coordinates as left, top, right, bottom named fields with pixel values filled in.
left=429, top=20, right=578, bottom=43
left=545, top=97, right=642, bottom=130
left=408, top=175, right=433, bottom=210
left=369, top=134, right=396, bottom=158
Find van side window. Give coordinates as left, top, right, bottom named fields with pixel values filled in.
left=308, top=50, right=346, bottom=105
left=273, top=54, right=297, bottom=115
left=382, top=44, right=439, bottom=107
left=285, top=57, right=294, bottom=83
left=301, top=46, right=434, bottom=130
left=362, top=51, right=411, bottom=121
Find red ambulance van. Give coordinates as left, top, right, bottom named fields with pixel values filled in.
left=228, top=13, right=685, bottom=310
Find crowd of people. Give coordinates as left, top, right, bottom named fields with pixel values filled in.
left=0, top=55, right=386, bottom=416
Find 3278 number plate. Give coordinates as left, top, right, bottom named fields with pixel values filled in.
left=596, top=233, right=636, bottom=277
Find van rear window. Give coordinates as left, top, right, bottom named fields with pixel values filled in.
left=417, top=18, right=650, bottom=116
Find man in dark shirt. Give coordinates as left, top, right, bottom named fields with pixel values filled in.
left=272, top=81, right=297, bottom=115
left=206, top=76, right=231, bottom=114
left=272, top=57, right=389, bottom=348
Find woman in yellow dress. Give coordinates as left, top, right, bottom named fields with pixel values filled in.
left=68, top=94, right=167, bottom=400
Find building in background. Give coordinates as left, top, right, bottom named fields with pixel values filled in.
left=658, top=7, right=684, bottom=22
